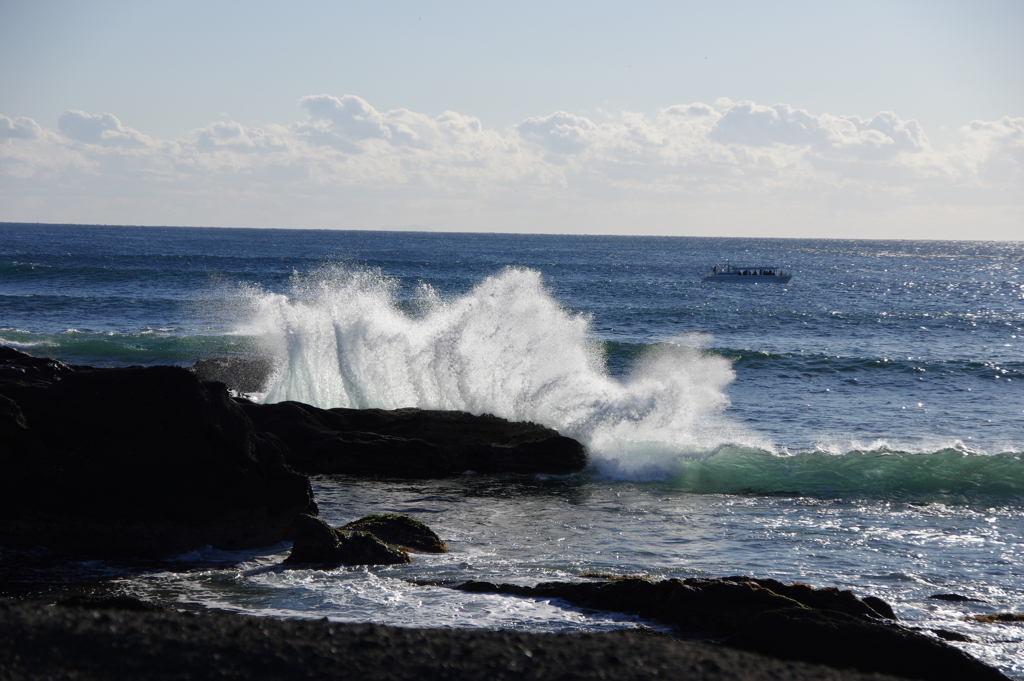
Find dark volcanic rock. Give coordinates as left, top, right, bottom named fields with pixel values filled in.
left=458, top=577, right=808, bottom=638
left=239, top=400, right=587, bottom=477
left=0, top=599, right=911, bottom=681
left=0, top=347, right=316, bottom=558
left=283, top=513, right=411, bottom=566
left=190, top=357, right=275, bottom=393
left=343, top=513, right=448, bottom=553
left=455, top=576, right=896, bottom=638
left=724, top=607, right=1008, bottom=681
left=930, top=593, right=986, bottom=603
left=723, top=576, right=897, bottom=621
left=453, top=577, right=1007, bottom=680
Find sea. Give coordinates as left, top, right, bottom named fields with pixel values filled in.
left=2, top=223, right=1023, bottom=677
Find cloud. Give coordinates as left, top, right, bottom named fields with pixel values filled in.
left=0, top=97, right=1020, bottom=239
left=295, top=94, right=392, bottom=152
left=959, top=116, right=1024, bottom=182
left=517, top=112, right=597, bottom=154
left=57, top=110, right=153, bottom=147
left=711, top=102, right=929, bottom=161
left=194, top=121, right=289, bottom=152
left=0, top=115, right=43, bottom=140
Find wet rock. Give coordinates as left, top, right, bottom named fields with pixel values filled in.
left=457, top=577, right=808, bottom=638
left=239, top=401, right=587, bottom=477
left=966, top=612, right=1024, bottom=623
left=930, top=593, right=986, bottom=603
left=724, top=607, right=1008, bottom=681
left=339, top=531, right=412, bottom=566
left=342, top=514, right=448, bottom=553
left=862, top=595, right=898, bottom=619
left=283, top=514, right=411, bottom=566
left=0, top=347, right=316, bottom=558
left=720, top=576, right=897, bottom=621
left=454, top=576, right=900, bottom=639
left=190, top=357, right=275, bottom=393
left=451, top=576, right=1006, bottom=680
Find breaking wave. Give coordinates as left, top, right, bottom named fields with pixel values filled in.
left=235, top=265, right=1024, bottom=492
left=238, top=265, right=767, bottom=479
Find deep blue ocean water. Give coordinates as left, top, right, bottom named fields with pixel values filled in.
left=3, top=223, right=1023, bottom=676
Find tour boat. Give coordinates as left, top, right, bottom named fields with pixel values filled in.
left=702, top=264, right=792, bottom=284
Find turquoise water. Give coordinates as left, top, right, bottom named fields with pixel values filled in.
left=2, top=223, right=1023, bottom=676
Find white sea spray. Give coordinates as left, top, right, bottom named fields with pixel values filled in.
left=236, top=265, right=767, bottom=479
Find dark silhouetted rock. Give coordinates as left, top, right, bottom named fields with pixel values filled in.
left=0, top=598, right=919, bottom=681
left=451, top=577, right=1005, bottom=680
left=454, top=576, right=899, bottom=638
left=190, top=357, right=275, bottom=393
left=721, top=576, right=897, bottom=621
left=283, top=514, right=410, bottom=566
left=862, top=595, right=898, bottom=620
left=238, top=401, right=587, bottom=477
left=342, top=514, right=448, bottom=553
left=457, top=577, right=809, bottom=638
left=0, top=347, right=316, bottom=558
left=724, top=607, right=1008, bottom=681
left=930, top=593, right=986, bottom=603
left=340, top=531, right=412, bottom=566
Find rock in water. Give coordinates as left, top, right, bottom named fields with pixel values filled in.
left=724, top=607, right=1009, bottom=681
left=342, top=514, right=448, bottom=553
left=451, top=576, right=1008, bottom=681
left=283, top=514, right=411, bottom=566
left=239, top=401, right=587, bottom=477
left=0, top=347, right=316, bottom=558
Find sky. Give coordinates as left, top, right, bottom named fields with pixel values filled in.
left=1, top=0, right=1022, bottom=240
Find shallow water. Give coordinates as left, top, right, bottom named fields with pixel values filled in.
left=108, top=475, right=1024, bottom=677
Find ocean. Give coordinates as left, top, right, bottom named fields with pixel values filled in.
left=2, top=223, right=1023, bottom=677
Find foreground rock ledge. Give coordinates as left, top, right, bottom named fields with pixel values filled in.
left=0, top=347, right=316, bottom=558
left=451, top=577, right=1007, bottom=681
left=0, top=599, right=910, bottom=681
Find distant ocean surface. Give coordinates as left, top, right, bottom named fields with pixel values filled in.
left=3, top=223, right=1023, bottom=677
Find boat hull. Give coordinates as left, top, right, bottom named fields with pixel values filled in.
left=702, top=274, right=792, bottom=284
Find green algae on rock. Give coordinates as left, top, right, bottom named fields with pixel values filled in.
left=342, top=514, right=448, bottom=553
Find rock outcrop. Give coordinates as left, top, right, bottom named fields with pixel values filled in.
left=239, top=400, right=587, bottom=477
left=342, top=513, right=448, bottom=553
left=283, top=514, right=411, bottom=566
left=0, top=347, right=316, bottom=558
left=0, top=598, right=921, bottom=681
left=725, top=607, right=1007, bottom=681
left=452, top=576, right=1007, bottom=681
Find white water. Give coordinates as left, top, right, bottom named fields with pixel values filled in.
left=237, top=266, right=767, bottom=479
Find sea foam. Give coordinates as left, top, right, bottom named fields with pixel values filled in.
left=239, top=266, right=763, bottom=479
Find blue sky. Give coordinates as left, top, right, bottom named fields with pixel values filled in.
left=1, top=0, right=1021, bottom=239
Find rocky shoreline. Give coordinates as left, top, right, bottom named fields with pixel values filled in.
left=0, top=348, right=1011, bottom=680
left=0, top=598, right=912, bottom=681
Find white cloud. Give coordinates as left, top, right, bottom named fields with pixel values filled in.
left=517, top=112, right=598, bottom=154
left=0, top=115, right=43, bottom=140
left=57, top=110, right=153, bottom=147
left=0, top=97, right=1020, bottom=239
left=194, top=121, right=289, bottom=152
